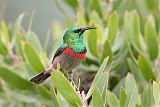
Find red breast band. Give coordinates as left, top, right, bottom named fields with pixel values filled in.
left=64, top=47, right=86, bottom=59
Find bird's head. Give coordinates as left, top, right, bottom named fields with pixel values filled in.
left=63, top=26, right=96, bottom=44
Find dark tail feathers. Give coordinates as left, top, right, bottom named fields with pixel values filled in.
left=30, top=71, right=50, bottom=84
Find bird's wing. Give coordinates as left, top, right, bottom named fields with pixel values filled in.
left=51, top=47, right=65, bottom=63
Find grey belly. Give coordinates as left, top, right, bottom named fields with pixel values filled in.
left=52, top=52, right=83, bottom=72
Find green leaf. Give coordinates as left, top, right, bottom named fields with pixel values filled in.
left=146, top=0, right=158, bottom=10
left=127, top=58, right=146, bottom=88
left=153, top=81, right=160, bottom=104
left=0, top=98, right=7, bottom=106
left=119, top=88, right=127, bottom=107
left=63, top=0, right=79, bottom=10
left=113, top=37, right=128, bottom=66
left=112, top=77, right=125, bottom=96
left=13, top=13, right=25, bottom=35
left=107, top=11, right=119, bottom=45
left=21, top=41, right=44, bottom=73
left=77, top=10, right=86, bottom=27
left=90, top=11, right=103, bottom=26
left=124, top=11, right=142, bottom=53
left=56, top=93, right=70, bottom=107
left=51, top=70, right=82, bottom=107
left=0, top=38, right=8, bottom=55
left=138, top=55, right=156, bottom=81
left=14, top=32, right=25, bottom=56
left=85, top=57, right=109, bottom=99
left=144, top=15, right=159, bottom=60
left=125, top=73, right=138, bottom=106
left=146, top=14, right=155, bottom=26
left=90, top=0, right=103, bottom=18
left=50, top=85, right=61, bottom=107
left=0, top=20, right=10, bottom=44
left=11, top=91, right=38, bottom=103
left=90, top=87, right=104, bottom=107
left=99, top=72, right=109, bottom=104
left=26, top=31, right=43, bottom=52
left=0, top=66, right=33, bottom=89
left=79, top=64, right=98, bottom=73
left=107, top=90, right=120, bottom=107
left=88, top=21, right=99, bottom=57
left=37, top=86, right=51, bottom=99
left=91, top=71, right=109, bottom=104
left=100, top=40, right=112, bottom=63
left=142, top=85, right=154, bottom=107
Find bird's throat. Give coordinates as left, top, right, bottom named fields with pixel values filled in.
left=64, top=47, right=86, bottom=59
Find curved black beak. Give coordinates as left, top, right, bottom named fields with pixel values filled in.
left=80, top=26, right=96, bottom=35
left=81, top=26, right=96, bottom=31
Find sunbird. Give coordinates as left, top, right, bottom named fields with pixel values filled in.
left=30, top=26, right=96, bottom=84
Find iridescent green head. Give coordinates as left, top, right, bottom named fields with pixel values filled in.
left=63, top=26, right=96, bottom=44
left=62, top=26, right=96, bottom=52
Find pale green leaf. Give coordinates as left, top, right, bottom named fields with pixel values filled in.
left=85, top=57, right=109, bottom=99
left=21, top=41, right=44, bottom=73
left=37, top=86, right=51, bottom=99
left=90, top=11, right=103, bottom=26
left=124, top=11, right=142, bottom=53
left=14, top=32, right=25, bottom=56
left=153, top=81, right=160, bottom=103
left=107, top=90, right=120, bottom=107
left=0, top=38, right=8, bottom=55
left=99, top=72, right=109, bottom=104
left=50, top=85, right=61, bottom=107
left=119, top=88, right=127, bottom=107
left=14, top=13, right=25, bottom=35
left=107, top=11, right=119, bottom=45
left=79, top=64, right=98, bottom=73
left=0, top=20, right=10, bottom=44
left=11, top=91, right=38, bottom=103
left=26, top=31, right=47, bottom=66
left=57, top=93, right=70, bottom=107
left=125, top=73, right=138, bottom=106
left=127, top=58, right=146, bottom=88
left=90, top=0, right=103, bottom=18
left=138, top=55, right=156, bottom=81
left=90, top=87, right=104, bottom=107
left=51, top=70, right=82, bottom=107
left=142, top=85, right=154, bottom=107
left=100, top=40, right=112, bottom=63
left=26, top=31, right=43, bottom=52
left=144, top=15, right=159, bottom=60
left=0, top=66, right=33, bottom=89
left=88, top=22, right=98, bottom=57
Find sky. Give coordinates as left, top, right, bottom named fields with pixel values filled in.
left=0, top=0, right=73, bottom=41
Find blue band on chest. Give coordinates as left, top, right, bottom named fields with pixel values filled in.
left=72, top=49, right=86, bottom=54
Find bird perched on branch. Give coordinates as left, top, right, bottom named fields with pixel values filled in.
left=30, top=26, right=96, bottom=84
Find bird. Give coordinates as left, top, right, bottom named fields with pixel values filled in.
left=30, top=26, right=96, bottom=84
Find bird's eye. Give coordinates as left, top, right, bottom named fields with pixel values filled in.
left=73, top=29, right=81, bottom=33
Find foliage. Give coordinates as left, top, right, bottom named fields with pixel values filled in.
left=0, top=0, right=160, bottom=106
